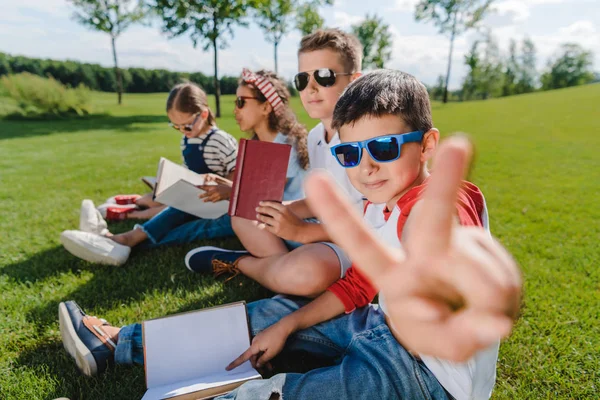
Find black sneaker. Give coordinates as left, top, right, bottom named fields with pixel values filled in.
left=185, top=246, right=249, bottom=280
left=58, top=301, right=115, bottom=376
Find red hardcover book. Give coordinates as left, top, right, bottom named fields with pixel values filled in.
left=228, top=139, right=291, bottom=221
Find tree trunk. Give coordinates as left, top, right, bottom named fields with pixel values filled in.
left=212, top=37, right=221, bottom=118
left=443, top=11, right=458, bottom=104
left=111, top=36, right=123, bottom=105
left=274, top=40, right=279, bottom=74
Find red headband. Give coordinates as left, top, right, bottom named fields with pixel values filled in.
left=241, top=68, right=284, bottom=114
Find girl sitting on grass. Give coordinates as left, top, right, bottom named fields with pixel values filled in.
left=60, top=70, right=309, bottom=268
left=60, top=82, right=239, bottom=266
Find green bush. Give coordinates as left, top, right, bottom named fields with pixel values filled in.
left=0, top=72, right=92, bottom=118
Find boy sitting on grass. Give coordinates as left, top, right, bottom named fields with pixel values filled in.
left=185, top=29, right=367, bottom=298
left=58, top=70, right=521, bottom=400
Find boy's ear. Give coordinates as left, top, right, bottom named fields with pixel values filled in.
left=201, top=109, right=209, bottom=119
left=421, top=129, right=440, bottom=162
left=350, top=72, right=362, bottom=82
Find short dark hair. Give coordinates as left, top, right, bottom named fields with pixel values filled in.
left=332, top=70, right=433, bottom=133
left=298, top=29, right=362, bottom=73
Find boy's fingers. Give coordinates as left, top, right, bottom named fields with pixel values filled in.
left=259, top=201, right=285, bottom=212
left=410, top=137, right=472, bottom=255
left=255, top=350, right=275, bottom=368
left=255, top=206, right=278, bottom=218
left=306, top=172, right=400, bottom=283
left=397, top=310, right=512, bottom=362
left=226, top=346, right=255, bottom=371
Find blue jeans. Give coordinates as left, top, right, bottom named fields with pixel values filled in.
left=114, top=297, right=449, bottom=400
left=137, top=206, right=234, bottom=247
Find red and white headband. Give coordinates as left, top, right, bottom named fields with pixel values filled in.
left=241, top=68, right=284, bottom=114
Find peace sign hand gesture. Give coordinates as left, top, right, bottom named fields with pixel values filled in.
left=306, top=137, right=522, bottom=362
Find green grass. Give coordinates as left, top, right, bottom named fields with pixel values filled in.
left=1, top=86, right=599, bottom=399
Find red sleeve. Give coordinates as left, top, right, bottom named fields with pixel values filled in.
left=396, top=181, right=485, bottom=238
left=327, top=265, right=378, bottom=313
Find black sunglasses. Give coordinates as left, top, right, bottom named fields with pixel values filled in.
left=235, top=96, right=259, bottom=109
left=294, top=68, right=352, bottom=91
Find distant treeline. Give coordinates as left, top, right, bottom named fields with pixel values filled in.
left=0, top=52, right=240, bottom=94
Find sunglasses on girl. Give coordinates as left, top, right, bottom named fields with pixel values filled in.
left=169, top=113, right=201, bottom=132
left=330, top=131, right=424, bottom=168
left=294, top=68, right=352, bottom=92
left=235, top=96, right=259, bottom=109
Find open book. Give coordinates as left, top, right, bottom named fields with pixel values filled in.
left=153, top=158, right=229, bottom=219
left=142, top=302, right=261, bottom=400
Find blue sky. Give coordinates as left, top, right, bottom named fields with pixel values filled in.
left=0, top=0, right=598, bottom=89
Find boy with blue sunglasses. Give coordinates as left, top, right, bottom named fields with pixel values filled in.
left=219, top=70, right=521, bottom=400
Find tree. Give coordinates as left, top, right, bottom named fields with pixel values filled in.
left=255, top=0, right=293, bottom=74
left=477, top=32, right=503, bottom=99
left=68, top=0, right=146, bottom=105
left=462, top=40, right=480, bottom=100
left=153, top=0, right=259, bottom=117
left=516, top=37, right=537, bottom=94
left=296, top=3, right=324, bottom=35
left=461, top=32, right=503, bottom=100
left=255, top=0, right=332, bottom=74
left=415, top=0, right=494, bottom=103
left=502, top=39, right=518, bottom=97
left=431, top=75, right=446, bottom=100
left=351, top=14, right=393, bottom=69
left=540, top=43, right=594, bottom=91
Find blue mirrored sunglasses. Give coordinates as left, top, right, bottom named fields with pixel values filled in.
left=330, top=131, right=424, bottom=168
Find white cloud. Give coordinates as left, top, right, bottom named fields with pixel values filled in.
left=333, top=11, right=363, bottom=28
left=558, top=20, right=596, bottom=36
left=390, top=0, right=419, bottom=12
left=493, top=0, right=531, bottom=23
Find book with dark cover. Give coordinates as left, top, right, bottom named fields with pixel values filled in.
left=228, top=139, right=291, bottom=221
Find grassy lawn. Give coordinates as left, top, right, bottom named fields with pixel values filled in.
left=1, top=85, right=599, bottom=399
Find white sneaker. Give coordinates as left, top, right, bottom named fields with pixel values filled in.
left=60, top=230, right=131, bottom=266
left=79, top=200, right=109, bottom=235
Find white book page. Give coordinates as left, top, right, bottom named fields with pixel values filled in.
left=141, top=368, right=260, bottom=400
left=154, top=180, right=228, bottom=219
left=144, top=303, right=254, bottom=390
left=155, top=158, right=206, bottom=197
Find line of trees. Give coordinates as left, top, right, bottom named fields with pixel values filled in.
left=0, top=52, right=240, bottom=95
left=65, top=0, right=338, bottom=115
left=428, top=34, right=597, bottom=102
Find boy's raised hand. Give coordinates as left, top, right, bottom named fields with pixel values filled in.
left=306, top=137, right=522, bottom=362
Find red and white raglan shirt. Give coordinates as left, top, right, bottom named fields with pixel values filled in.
left=327, top=180, right=499, bottom=400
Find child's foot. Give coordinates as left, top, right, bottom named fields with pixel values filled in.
left=58, top=300, right=117, bottom=376
left=79, top=200, right=109, bottom=235
left=60, top=230, right=131, bottom=265
left=185, top=246, right=249, bottom=280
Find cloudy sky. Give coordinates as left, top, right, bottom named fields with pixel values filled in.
left=0, top=0, right=598, bottom=88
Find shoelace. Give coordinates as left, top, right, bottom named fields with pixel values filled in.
left=212, top=259, right=240, bottom=282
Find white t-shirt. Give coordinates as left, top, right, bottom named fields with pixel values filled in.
left=363, top=200, right=499, bottom=400
left=307, top=123, right=364, bottom=212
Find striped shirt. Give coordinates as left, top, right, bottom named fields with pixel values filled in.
left=180, top=128, right=238, bottom=177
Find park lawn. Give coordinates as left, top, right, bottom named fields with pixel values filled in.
left=1, top=85, right=599, bottom=399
